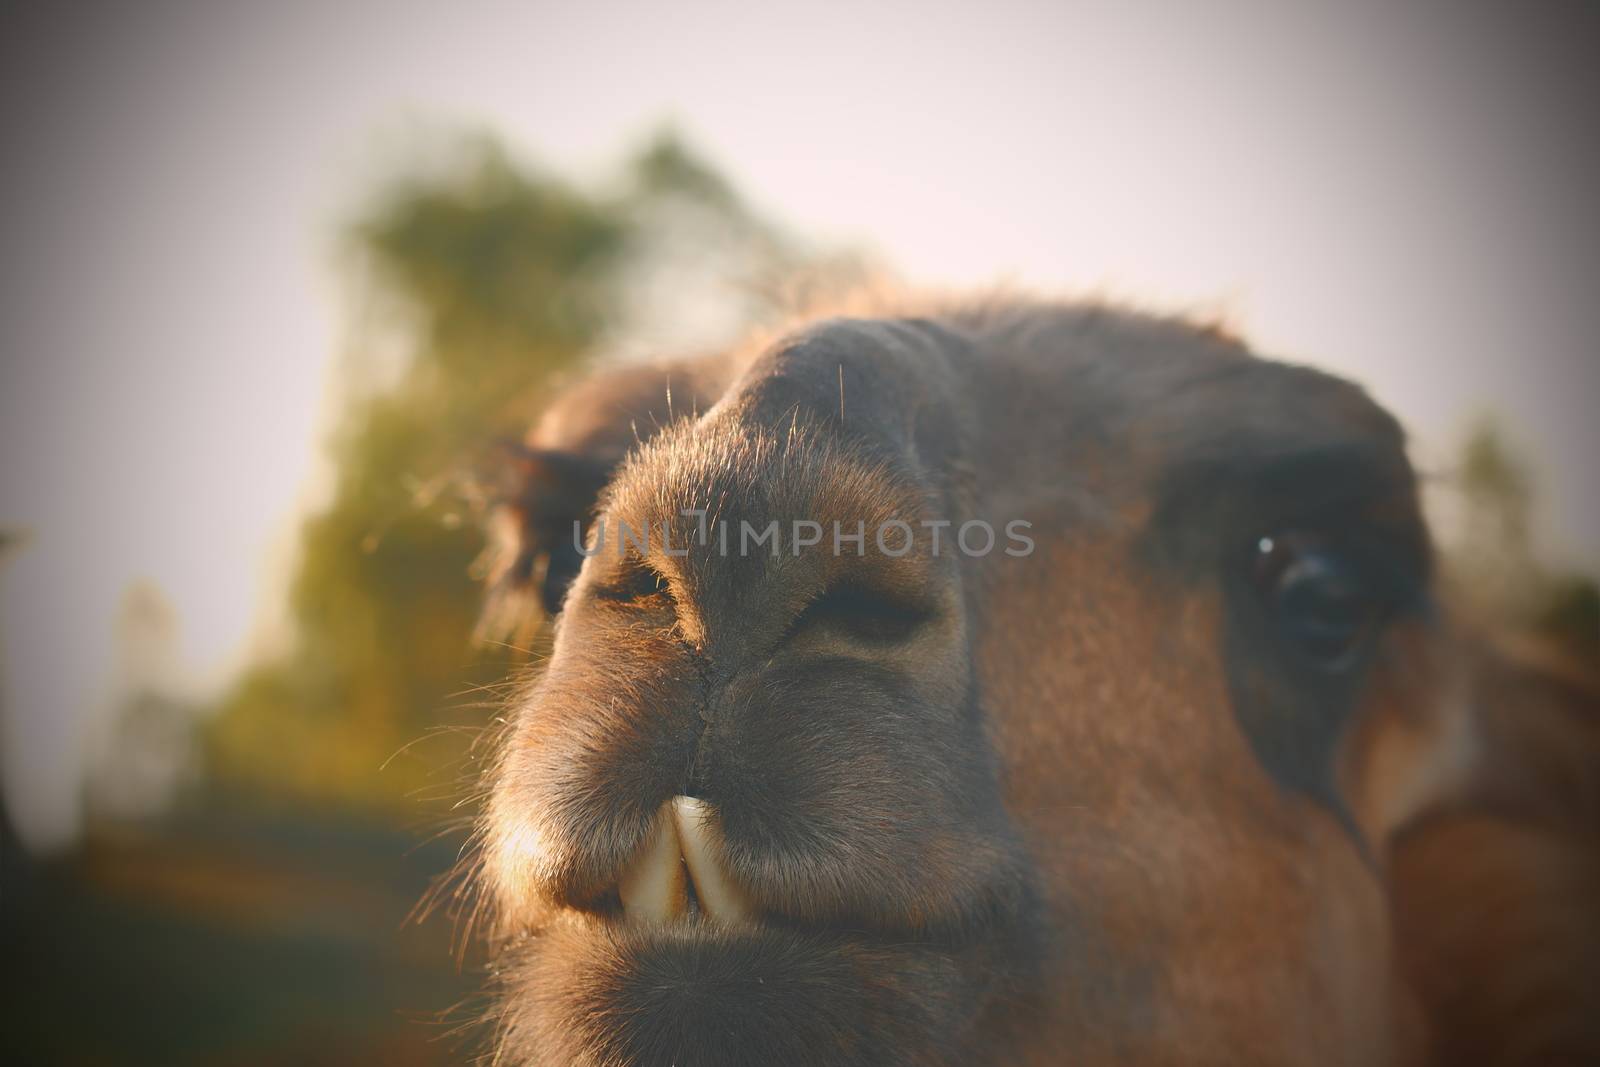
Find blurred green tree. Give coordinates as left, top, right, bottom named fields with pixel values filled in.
left=1445, top=421, right=1598, bottom=668
left=204, top=130, right=854, bottom=811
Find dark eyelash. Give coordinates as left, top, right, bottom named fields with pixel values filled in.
left=791, top=583, right=934, bottom=645
left=598, top=561, right=671, bottom=603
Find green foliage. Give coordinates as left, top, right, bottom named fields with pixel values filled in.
left=204, top=131, right=807, bottom=810
left=1448, top=420, right=1598, bottom=667
left=628, top=131, right=747, bottom=217
left=1533, top=575, right=1600, bottom=664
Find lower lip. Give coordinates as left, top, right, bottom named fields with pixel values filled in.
left=492, top=911, right=976, bottom=1065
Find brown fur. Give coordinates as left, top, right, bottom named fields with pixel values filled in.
left=470, top=296, right=1599, bottom=1065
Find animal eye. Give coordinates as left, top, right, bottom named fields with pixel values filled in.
left=599, top=562, right=671, bottom=604
left=1252, top=534, right=1385, bottom=668
left=795, top=583, right=933, bottom=645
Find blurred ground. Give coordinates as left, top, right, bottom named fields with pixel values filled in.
left=3, top=797, right=480, bottom=1065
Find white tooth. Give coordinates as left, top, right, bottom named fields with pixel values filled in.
left=671, top=795, right=753, bottom=924
left=617, top=804, right=687, bottom=923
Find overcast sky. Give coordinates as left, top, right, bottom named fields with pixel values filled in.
left=2, top=0, right=1596, bottom=849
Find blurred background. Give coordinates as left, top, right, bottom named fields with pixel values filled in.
left=1, top=2, right=1596, bottom=1063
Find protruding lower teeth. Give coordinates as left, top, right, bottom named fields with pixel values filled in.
left=617, top=805, right=687, bottom=923
left=616, top=796, right=754, bottom=925
left=672, top=796, right=752, bottom=925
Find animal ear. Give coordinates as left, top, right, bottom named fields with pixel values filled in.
left=474, top=351, right=741, bottom=643
left=476, top=441, right=617, bottom=644
left=498, top=442, right=617, bottom=510
left=1388, top=638, right=1600, bottom=1065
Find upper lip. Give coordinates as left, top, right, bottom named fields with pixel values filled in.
left=617, top=796, right=754, bottom=925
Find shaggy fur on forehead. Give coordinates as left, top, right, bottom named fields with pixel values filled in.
left=601, top=410, right=935, bottom=551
